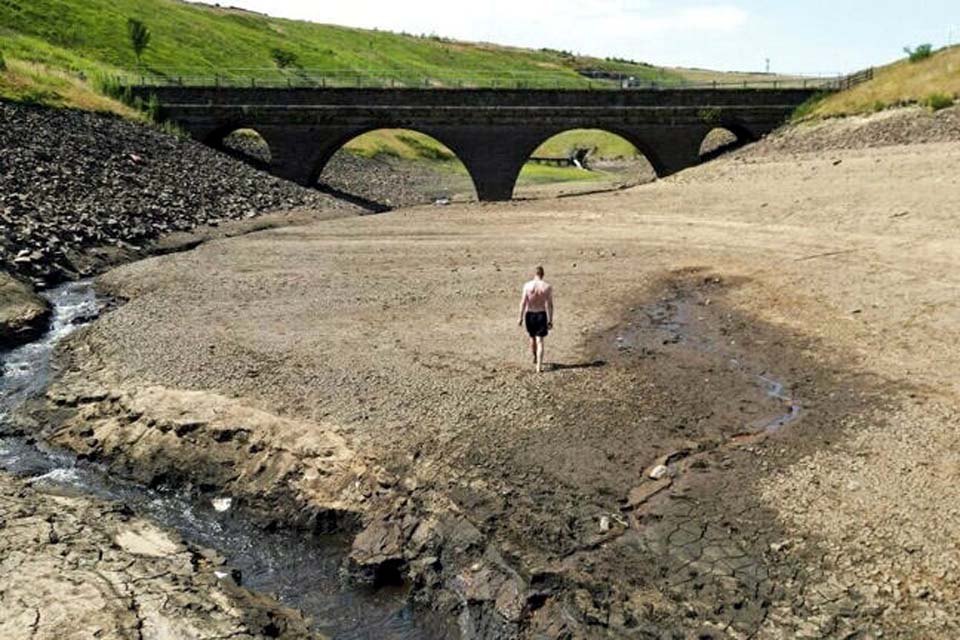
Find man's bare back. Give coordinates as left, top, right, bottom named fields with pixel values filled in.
left=518, top=266, right=554, bottom=373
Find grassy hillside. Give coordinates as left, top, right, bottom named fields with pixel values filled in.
left=809, top=45, right=959, bottom=117
left=0, top=0, right=681, bottom=92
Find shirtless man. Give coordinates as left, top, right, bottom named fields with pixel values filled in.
left=518, top=266, right=554, bottom=373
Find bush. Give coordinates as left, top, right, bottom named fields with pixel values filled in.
left=924, top=92, right=954, bottom=111
left=270, top=47, right=298, bottom=69
left=904, top=44, right=933, bottom=63
left=0, top=51, right=6, bottom=72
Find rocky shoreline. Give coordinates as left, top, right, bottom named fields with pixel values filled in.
left=0, top=101, right=360, bottom=348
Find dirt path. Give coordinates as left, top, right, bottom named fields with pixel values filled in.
left=22, top=134, right=960, bottom=638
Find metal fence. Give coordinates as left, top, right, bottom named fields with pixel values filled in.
left=119, top=68, right=872, bottom=91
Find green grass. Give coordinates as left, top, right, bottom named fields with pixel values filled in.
left=530, top=129, right=640, bottom=159
left=517, top=164, right=604, bottom=184
left=0, top=0, right=682, bottom=89
left=0, top=0, right=798, bottom=180
left=808, top=45, right=960, bottom=118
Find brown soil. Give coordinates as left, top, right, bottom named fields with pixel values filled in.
left=18, top=110, right=960, bottom=638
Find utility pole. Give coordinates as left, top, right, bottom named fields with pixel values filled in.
left=765, top=58, right=770, bottom=74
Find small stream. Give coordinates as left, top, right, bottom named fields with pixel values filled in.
left=0, top=281, right=451, bottom=640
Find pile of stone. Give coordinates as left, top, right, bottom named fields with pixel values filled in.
left=0, top=102, right=353, bottom=288
left=749, top=104, right=960, bottom=156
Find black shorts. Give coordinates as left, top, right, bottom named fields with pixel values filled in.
left=525, top=311, right=549, bottom=338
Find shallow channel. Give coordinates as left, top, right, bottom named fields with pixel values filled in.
left=0, top=280, right=452, bottom=639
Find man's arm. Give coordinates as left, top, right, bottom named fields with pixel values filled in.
left=546, top=286, right=554, bottom=327
left=518, top=288, right=527, bottom=325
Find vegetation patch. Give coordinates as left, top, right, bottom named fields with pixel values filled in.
left=904, top=44, right=933, bottom=63
left=924, top=92, right=954, bottom=112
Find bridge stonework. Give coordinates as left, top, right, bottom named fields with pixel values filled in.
left=136, top=87, right=817, bottom=201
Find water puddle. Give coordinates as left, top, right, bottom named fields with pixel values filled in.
left=0, top=280, right=453, bottom=639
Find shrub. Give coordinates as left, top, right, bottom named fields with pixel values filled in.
left=872, top=100, right=887, bottom=112
left=903, top=44, right=933, bottom=63
left=0, top=51, right=6, bottom=72
left=270, top=47, right=298, bottom=69
left=924, top=92, right=954, bottom=111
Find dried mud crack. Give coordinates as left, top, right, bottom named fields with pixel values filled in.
left=19, top=268, right=904, bottom=638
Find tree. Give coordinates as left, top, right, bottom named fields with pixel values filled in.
left=127, top=18, right=151, bottom=69
left=270, top=48, right=298, bottom=69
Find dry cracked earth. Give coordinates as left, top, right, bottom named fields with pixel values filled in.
left=4, top=106, right=960, bottom=638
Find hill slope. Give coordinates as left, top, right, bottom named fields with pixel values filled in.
left=0, top=0, right=681, bottom=95
left=809, top=45, right=958, bottom=117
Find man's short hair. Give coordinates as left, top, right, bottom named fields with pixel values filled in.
left=535, top=266, right=545, bottom=278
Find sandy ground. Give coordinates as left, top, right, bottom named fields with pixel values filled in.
left=20, top=133, right=960, bottom=638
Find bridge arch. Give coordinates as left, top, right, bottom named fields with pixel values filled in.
left=200, top=122, right=276, bottom=170
left=519, top=128, right=658, bottom=194
left=698, top=122, right=758, bottom=161
left=310, top=127, right=479, bottom=206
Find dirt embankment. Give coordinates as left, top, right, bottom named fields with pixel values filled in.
left=19, top=104, right=960, bottom=638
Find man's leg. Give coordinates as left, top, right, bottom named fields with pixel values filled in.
left=536, top=336, right=545, bottom=373
left=530, top=336, right=537, bottom=364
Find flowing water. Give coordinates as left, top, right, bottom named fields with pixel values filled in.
left=0, top=280, right=453, bottom=640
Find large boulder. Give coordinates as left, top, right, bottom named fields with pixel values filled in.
left=0, top=271, right=50, bottom=348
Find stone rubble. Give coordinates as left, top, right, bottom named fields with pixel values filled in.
left=0, top=101, right=354, bottom=289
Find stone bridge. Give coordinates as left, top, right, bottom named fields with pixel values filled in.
left=137, top=87, right=819, bottom=201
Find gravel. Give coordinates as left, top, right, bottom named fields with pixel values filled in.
left=745, top=104, right=960, bottom=156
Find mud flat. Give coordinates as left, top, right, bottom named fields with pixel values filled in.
left=14, top=111, right=960, bottom=637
